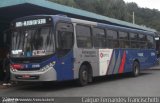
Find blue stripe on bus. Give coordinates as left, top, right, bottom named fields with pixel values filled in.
left=113, top=49, right=122, bottom=74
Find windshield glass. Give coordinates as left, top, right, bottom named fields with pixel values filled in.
left=11, top=27, right=55, bottom=57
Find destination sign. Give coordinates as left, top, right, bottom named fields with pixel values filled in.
left=15, top=19, right=46, bottom=27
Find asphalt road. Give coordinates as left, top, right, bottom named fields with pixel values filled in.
left=0, top=67, right=160, bottom=97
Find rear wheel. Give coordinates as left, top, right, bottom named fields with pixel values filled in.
left=132, top=61, right=140, bottom=77
left=78, top=65, right=88, bottom=86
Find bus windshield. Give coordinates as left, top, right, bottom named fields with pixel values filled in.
left=11, top=27, right=55, bottom=57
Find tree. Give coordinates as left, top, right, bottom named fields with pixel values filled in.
left=47, top=0, right=160, bottom=31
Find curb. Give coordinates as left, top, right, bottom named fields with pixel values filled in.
left=150, top=65, right=160, bottom=70
left=0, top=85, right=12, bottom=89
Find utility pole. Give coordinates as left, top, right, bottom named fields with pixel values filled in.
left=133, top=11, right=135, bottom=24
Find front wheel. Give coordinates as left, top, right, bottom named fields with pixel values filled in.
left=78, top=65, right=88, bottom=86
left=132, top=61, right=140, bottom=77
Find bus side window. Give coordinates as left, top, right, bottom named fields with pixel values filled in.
left=147, top=35, right=154, bottom=49
left=119, top=31, right=129, bottom=48
left=106, top=29, right=119, bottom=48
left=93, top=28, right=106, bottom=48
left=76, top=25, right=92, bottom=48
left=138, top=34, right=147, bottom=49
left=56, top=22, right=74, bottom=56
left=130, top=33, right=138, bottom=48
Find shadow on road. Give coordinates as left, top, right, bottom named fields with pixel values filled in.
left=149, top=64, right=160, bottom=70
left=149, top=68, right=160, bottom=71
left=14, top=72, right=152, bottom=91
left=90, top=72, right=152, bottom=85
left=15, top=81, right=79, bottom=91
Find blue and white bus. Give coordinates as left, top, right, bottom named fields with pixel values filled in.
left=10, top=15, right=156, bottom=86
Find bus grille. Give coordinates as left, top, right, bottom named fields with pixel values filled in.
left=18, top=68, right=41, bottom=71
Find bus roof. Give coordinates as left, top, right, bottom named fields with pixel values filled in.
left=1, top=0, right=156, bottom=32
left=70, top=16, right=155, bottom=36
left=13, top=15, right=155, bottom=36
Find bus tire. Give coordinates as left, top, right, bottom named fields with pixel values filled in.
left=132, top=61, right=140, bottom=77
left=78, top=65, right=89, bottom=86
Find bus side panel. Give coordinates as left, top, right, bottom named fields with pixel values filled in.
left=123, top=49, right=148, bottom=73
left=72, top=48, right=156, bottom=79
left=107, top=49, right=138, bottom=75
left=148, top=50, right=156, bottom=67
left=99, top=49, right=113, bottom=76
left=73, top=48, right=99, bottom=79
left=107, top=49, right=116, bottom=75
left=112, top=49, right=124, bottom=74
left=123, top=49, right=138, bottom=73
left=123, top=49, right=156, bottom=72
left=107, top=49, right=128, bottom=75
left=124, top=50, right=132, bottom=73
left=54, top=51, right=74, bottom=81
left=140, top=49, right=156, bottom=70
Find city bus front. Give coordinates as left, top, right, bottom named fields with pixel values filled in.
left=10, top=16, right=59, bottom=81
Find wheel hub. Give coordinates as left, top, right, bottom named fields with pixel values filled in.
left=82, top=71, right=87, bottom=81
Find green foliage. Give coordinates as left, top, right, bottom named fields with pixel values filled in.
left=48, top=0, right=160, bottom=31
left=127, top=2, right=160, bottom=31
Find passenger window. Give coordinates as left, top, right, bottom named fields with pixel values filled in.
left=119, top=31, right=128, bottom=40
left=76, top=25, right=92, bottom=48
left=106, top=30, right=118, bottom=39
left=106, top=30, right=119, bottom=48
left=130, top=33, right=138, bottom=48
left=139, top=34, right=146, bottom=41
left=138, top=34, right=147, bottom=49
left=130, top=33, right=137, bottom=41
left=93, top=28, right=106, bottom=48
left=130, top=41, right=138, bottom=48
left=119, top=31, right=129, bottom=48
left=56, top=22, right=74, bottom=50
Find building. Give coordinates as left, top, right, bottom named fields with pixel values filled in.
left=0, top=0, right=157, bottom=52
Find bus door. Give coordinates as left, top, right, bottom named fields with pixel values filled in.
left=55, top=22, right=74, bottom=81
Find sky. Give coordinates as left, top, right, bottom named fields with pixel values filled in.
left=123, top=0, right=160, bottom=11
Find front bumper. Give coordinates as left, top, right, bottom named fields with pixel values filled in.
left=11, top=67, right=57, bottom=81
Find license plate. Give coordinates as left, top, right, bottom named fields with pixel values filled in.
left=22, top=75, right=30, bottom=78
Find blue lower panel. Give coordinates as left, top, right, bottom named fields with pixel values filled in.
left=54, top=51, right=74, bottom=81
left=108, top=49, right=156, bottom=74
left=123, top=49, right=156, bottom=72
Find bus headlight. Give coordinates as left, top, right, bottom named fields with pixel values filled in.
left=40, top=61, right=56, bottom=72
